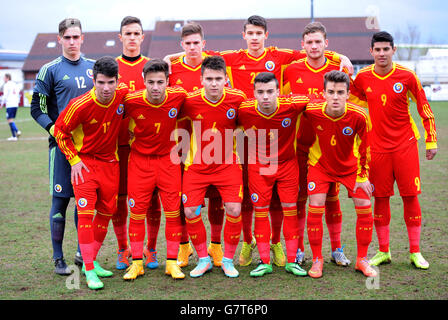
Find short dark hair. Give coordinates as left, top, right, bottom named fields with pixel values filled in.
left=143, top=59, right=169, bottom=78
left=371, top=31, right=394, bottom=48
left=254, top=72, right=278, bottom=88
left=181, top=22, right=204, bottom=39
left=244, top=15, right=267, bottom=32
left=120, top=16, right=143, bottom=34
left=201, top=56, right=226, bottom=75
left=58, top=18, right=82, bottom=36
left=302, top=21, right=327, bottom=39
left=93, top=56, right=119, bottom=80
left=4, top=73, right=11, bottom=81
left=324, top=70, right=350, bottom=90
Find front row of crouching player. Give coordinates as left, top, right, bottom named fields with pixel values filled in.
left=54, top=55, right=430, bottom=290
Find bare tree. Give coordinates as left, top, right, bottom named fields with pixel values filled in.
left=395, top=24, right=422, bottom=60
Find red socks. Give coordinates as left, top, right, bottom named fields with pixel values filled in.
left=146, top=193, right=161, bottom=251
left=355, top=205, right=373, bottom=258
left=185, top=215, right=208, bottom=258
left=77, top=211, right=95, bottom=271
left=129, top=212, right=146, bottom=260
left=112, top=195, right=129, bottom=250
left=164, top=210, right=182, bottom=260
left=282, top=206, right=299, bottom=263
left=403, top=196, right=422, bottom=253
left=307, top=205, right=325, bottom=259
left=254, top=207, right=271, bottom=264
left=373, top=197, right=391, bottom=252
left=373, top=196, right=421, bottom=254
left=325, top=196, right=342, bottom=251
left=296, top=198, right=307, bottom=252
left=223, top=214, right=242, bottom=260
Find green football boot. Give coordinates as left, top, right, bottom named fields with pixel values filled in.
left=369, top=250, right=391, bottom=266
left=85, top=269, right=104, bottom=290
left=285, top=262, right=307, bottom=276
left=410, top=252, right=429, bottom=269
left=250, top=262, right=273, bottom=277
left=82, top=261, right=114, bottom=277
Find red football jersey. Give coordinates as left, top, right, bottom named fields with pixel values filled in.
left=179, top=87, right=247, bottom=173
left=218, top=47, right=340, bottom=98
left=116, top=55, right=150, bottom=146
left=305, top=101, right=371, bottom=181
left=350, top=63, right=437, bottom=153
left=283, top=57, right=348, bottom=153
left=169, top=52, right=210, bottom=92
left=124, top=87, right=187, bottom=156
left=237, top=95, right=309, bottom=164
left=55, top=83, right=129, bottom=165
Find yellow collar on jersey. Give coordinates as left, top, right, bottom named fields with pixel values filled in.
left=371, top=62, right=396, bottom=80
left=255, top=98, right=280, bottom=119
left=143, top=89, right=168, bottom=107
left=90, top=88, right=117, bottom=108
left=322, top=101, right=347, bottom=121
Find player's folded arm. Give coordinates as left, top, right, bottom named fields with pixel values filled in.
left=30, top=91, right=55, bottom=135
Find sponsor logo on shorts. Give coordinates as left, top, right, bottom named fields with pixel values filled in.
left=128, top=198, right=135, bottom=208
left=182, top=194, right=188, bottom=204
left=116, top=104, right=124, bottom=115
left=86, top=69, right=94, bottom=79
left=168, top=108, right=178, bottom=118
left=342, top=126, right=354, bottom=136
left=308, top=182, right=316, bottom=191
left=265, top=61, right=275, bottom=71
left=226, top=108, right=236, bottom=119
left=251, top=193, right=259, bottom=203
left=78, top=198, right=88, bottom=208
left=54, top=184, right=62, bottom=193
left=393, top=82, right=404, bottom=93
left=282, top=118, right=292, bottom=128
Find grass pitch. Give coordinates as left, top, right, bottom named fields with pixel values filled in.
left=0, top=102, right=447, bottom=301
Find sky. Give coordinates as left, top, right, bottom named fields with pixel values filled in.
left=1, top=0, right=447, bottom=52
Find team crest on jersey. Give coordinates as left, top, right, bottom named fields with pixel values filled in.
left=168, top=108, right=178, bottom=118
left=128, top=198, right=135, bottom=208
left=54, top=184, right=62, bottom=193
left=86, top=69, right=94, bottom=79
left=78, top=198, right=88, bottom=208
left=308, top=182, right=316, bottom=191
left=282, top=118, right=292, bottom=128
left=182, top=194, right=188, bottom=204
left=116, top=104, right=124, bottom=115
left=342, top=126, right=354, bottom=136
left=393, top=82, right=404, bottom=93
left=265, top=61, right=275, bottom=71
left=227, top=108, right=236, bottom=119
left=251, top=193, right=259, bottom=203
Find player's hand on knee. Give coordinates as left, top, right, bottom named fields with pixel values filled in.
left=354, top=180, right=373, bottom=198
left=71, top=161, right=90, bottom=185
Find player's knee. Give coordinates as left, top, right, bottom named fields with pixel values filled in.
left=309, top=194, right=326, bottom=207
left=184, top=206, right=200, bottom=219
left=353, top=197, right=371, bottom=208
left=224, top=202, right=241, bottom=217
